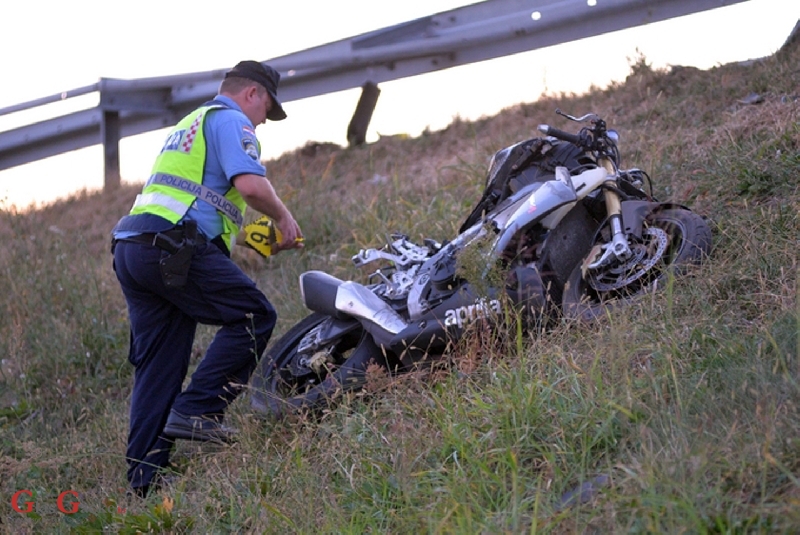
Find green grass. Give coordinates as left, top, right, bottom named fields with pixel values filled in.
left=1, top=38, right=798, bottom=533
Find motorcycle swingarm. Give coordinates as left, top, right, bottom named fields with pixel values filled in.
left=297, top=316, right=362, bottom=355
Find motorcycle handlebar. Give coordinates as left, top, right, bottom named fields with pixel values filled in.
left=537, top=124, right=582, bottom=145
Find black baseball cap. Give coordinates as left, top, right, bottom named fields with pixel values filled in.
left=225, top=60, right=287, bottom=121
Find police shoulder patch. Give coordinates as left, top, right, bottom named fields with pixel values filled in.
left=242, top=137, right=259, bottom=160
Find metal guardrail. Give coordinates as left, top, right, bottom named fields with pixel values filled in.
left=0, top=0, right=748, bottom=189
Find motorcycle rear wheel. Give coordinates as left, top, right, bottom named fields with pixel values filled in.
left=249, top=312, right=381, bottom=418
left=562, top=208, right=711, bottom=322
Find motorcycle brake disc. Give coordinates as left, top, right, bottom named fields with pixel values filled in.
left=587, top=227, right=668, bottom=291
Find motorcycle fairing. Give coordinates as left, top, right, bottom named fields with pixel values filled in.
left=457, top=144, right=518, bottom=234
left=390, top=283, right=502, bottom=365
left=620, top=200, right=691, bottom=240
left=406, top=224, right=486, bottom=320
left=569, top=166, right=610, bottom=198
left=460, top=137, right=590, bottom=234
left=489, top=177, right=577, bottom=258
left=390, top=259, right=548, bottom=366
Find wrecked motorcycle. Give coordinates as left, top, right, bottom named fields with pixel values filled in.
left=250, top=109, right=712, bottom=417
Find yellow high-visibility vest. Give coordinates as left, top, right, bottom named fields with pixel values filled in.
left=129, top=103, right=251, bottom=251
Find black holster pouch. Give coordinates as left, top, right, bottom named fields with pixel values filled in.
left=158, top=221, right=198, bottom=289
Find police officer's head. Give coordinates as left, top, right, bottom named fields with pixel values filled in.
left=221, top=60, right=287, bottom=124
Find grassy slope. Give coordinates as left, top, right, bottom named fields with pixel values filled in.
left=1, top=38, right=797, bottom=533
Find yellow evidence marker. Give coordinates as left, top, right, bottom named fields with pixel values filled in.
left=242, top=215, right=304, bottom=257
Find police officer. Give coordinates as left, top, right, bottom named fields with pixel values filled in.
left=111, top=60, right=303, bottom=497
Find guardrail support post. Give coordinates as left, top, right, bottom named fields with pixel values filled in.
left=347, top=81, right=381, bottom=147
left=101, top=110, right=121, bottom=190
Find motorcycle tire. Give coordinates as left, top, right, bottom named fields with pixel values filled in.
left=250, top=312, right=386, bottom=418
left=562, top=208, right=712, bottom=322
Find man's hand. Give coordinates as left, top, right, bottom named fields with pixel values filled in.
left=273, top=213, right=304, bottom=251
left=241, top=216, right=303, bottom=257
left=232, top=173, right=304, bottom=254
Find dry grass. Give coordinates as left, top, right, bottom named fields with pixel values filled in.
left=1, top=37, right=798, bottom=533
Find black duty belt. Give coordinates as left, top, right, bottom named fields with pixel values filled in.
left=112, top=222, right=230, bottom=257
left=115, top=226, right=205, bottom=255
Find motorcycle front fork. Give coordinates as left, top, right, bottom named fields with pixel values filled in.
left=587, top=161, right=632, bottom=270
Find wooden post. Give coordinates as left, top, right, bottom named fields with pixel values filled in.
left=101, top=110, right=121, bottom=190
left=347, top=81, right=381, bottom=147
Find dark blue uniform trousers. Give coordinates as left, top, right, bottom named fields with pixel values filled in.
left=113, top=239, right=276, bottom=490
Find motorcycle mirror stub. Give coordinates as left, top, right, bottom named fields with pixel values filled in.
left=555, top=166, right=575, bottom=191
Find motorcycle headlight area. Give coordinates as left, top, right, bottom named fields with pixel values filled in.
left=485, top=148, right=511, bottom=187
